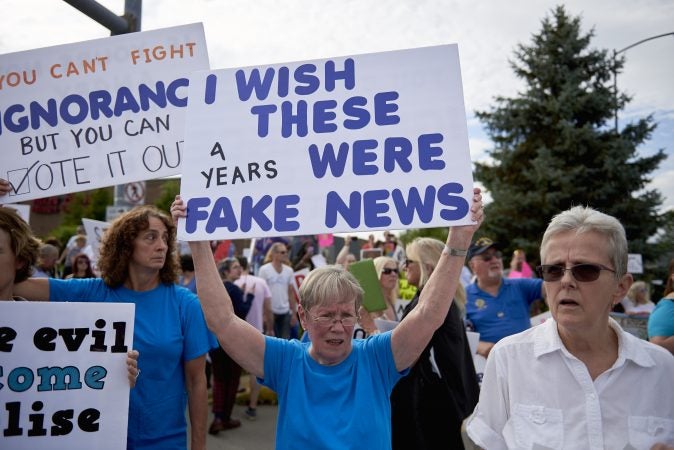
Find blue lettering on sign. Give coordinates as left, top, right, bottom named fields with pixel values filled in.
left=308, top=133, right=445, bottom=178
left=373, top=91, right=400, bottom=126
left=0, top=78, right=189, bottom=136
left=185, top=195, right=300, bottom=234
left=235, top=58, right=356, bottom=102
left=325, top=183, right=468, bottom=228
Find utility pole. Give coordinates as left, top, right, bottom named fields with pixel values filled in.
left=62, top=0, right=143, bottom=214
left=613, top=32, right=674, bottom=132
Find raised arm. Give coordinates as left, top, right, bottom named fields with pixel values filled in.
left=171, top=196, right=266, bottom=378
left=391, top=188, right=483, bottom=371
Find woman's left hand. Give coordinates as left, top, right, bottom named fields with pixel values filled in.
left=127, top=350, right=140, bottom=388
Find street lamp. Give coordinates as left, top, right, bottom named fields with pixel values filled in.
left=613, top=32, right=674, bottom=132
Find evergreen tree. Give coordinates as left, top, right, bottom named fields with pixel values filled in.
left=475, top=6, right=666, bottom=263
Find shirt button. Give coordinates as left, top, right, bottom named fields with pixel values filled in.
left=530, top=410, right=547, bottom=424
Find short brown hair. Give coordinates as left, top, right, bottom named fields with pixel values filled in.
left=0, top=208, right=40, bottom=283
left=97, top=205, right=178, bottom=287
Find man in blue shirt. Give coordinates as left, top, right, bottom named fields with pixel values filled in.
left=465, top=237, right=544, bottom=357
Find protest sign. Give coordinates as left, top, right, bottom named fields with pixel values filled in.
left=178, top=44, right=474, bottom=240
left=0, top=23, right=209, bottom=204
left=1, top=203, right=30, bottom=223
left=0, top=302, right=134, bottom=449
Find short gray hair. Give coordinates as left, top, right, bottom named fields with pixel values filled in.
left=299, top=265, right=363, bottom=313
left=540, top=206, right=627, bottom=277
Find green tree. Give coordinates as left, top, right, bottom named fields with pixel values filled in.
left=475, top=6, right=666, bottom=264
left=154, top=178, right=181, bottom=213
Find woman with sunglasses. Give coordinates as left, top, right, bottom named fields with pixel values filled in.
left=170, top=190, right=484, bottom=450
left=390, top=237, right=479, bottom=450
left=466, top=206, right=674, bottom=449
left=373, top=256, right=402, bottom=322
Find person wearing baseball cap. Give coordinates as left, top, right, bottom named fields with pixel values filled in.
left=465, top=237, right=545, bottom=358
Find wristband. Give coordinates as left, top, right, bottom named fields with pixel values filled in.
left=443, top=245, right=468, bottom=257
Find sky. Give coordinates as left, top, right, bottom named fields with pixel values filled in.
left=2, top=0, right=673, bottom=225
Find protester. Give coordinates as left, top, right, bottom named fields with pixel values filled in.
left=170, top=189, right=483, bottom=449
left=235, top=256, right=273, bottom=420
left=466, top=206, right=674, bottom=449
left=507, top=248, right=533, bottom=278
left=335, top=235, right=358, bottom=267
left=0, top=207, right=139, bottom=383
left=373, top=256, right=402, bottom=322
left=178, top=253, right=197, bottom=294
left=465, top=237, right=544, bottom=357
left=59, top=224, right=86, bottom=277
left=390, top=237, right=479, bottom=450
left=209, top=257, right=253, bottom=434
left=65, top=252, right=96, bottom=279
left=648, top=259, right=674, bottom=354
left=14, top=205, right=215, bottom=450
left=620, top=280, right=655, bottom=316
left=258, top=242, right=297, bottom=339
left=32, top=242, right=59, bottom=278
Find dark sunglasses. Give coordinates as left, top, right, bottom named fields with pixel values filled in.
left=479, top=251, right=502, bottom=262
left=536, top=264, right=616, bottom=282
left=382, top=267, right=399, bottom=275
left=404, top=259, right=416, bottom=267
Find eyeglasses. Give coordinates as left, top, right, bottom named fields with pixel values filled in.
left=536, top=264, right=616, bottom=282
left=479, top=251, right=502, bottom=262
left=307, top=311, right=359, bottom=327
left=382, top=267, right=399, bottom=275
left=404, top=259, right=416, bottom=267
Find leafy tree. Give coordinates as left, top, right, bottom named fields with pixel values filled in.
left=154, top=178, right=181, bottom=213
left=474, top=6, right=666, bottom=264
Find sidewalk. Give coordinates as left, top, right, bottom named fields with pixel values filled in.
left=205, top=403, right=277, bottom=450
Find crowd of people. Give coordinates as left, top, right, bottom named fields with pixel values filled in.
left=1, top=175, right=673, bottom=449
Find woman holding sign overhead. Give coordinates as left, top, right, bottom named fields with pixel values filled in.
left=12, top=204, right=216, bottom=450
left=171, top=189, right=483, bottom=450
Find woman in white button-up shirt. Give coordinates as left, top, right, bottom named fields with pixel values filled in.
left=466, top=206, right=674, bottom=450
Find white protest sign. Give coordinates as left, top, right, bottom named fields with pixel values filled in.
left=627, top=253, right=643, bottom=274
left=0, top=302, right=134, bottom=450
left=178, top=44, right=474, bottom=240
left=0, top=23, right=209, bottom=204
left=81, top=218, right=110, bottom=264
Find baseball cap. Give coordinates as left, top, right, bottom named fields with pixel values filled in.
left=467, top=237, right=501, bottom=260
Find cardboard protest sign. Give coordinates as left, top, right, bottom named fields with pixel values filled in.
left=0, top=302, right=134, bottom=449
left=178, top=45, right=474, bottom=240
left=0, top=23, right=209, bottom=204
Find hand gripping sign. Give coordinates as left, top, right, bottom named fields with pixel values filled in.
left=178, top=44, right=474, bottom=240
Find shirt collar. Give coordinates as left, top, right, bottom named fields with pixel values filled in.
left=533, top=317, right=656, bottom=368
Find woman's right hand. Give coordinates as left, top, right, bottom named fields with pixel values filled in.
left=170, top=195, right=187, bottom=223
left=0, top=179, right=11, bottom=196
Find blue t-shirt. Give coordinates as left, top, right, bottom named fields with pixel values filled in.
left=648, top=299, right=674, bottom=338
left=261, top=332, right=406, bottom=450
left=465, top=277, right=543, bottom=343
left=49, top=278, right=217, bottom=450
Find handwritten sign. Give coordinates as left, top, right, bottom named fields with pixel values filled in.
left=0, top=23, right=209, bottom=204
left=178, top=45, right=473, bottom=240
left=0, top=302, right=134, bottom=449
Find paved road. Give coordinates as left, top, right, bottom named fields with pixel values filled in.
left=205, top=403, right=278, bottom=450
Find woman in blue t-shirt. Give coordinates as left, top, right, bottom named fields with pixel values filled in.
left=15, top=205, right=215, bottom=450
